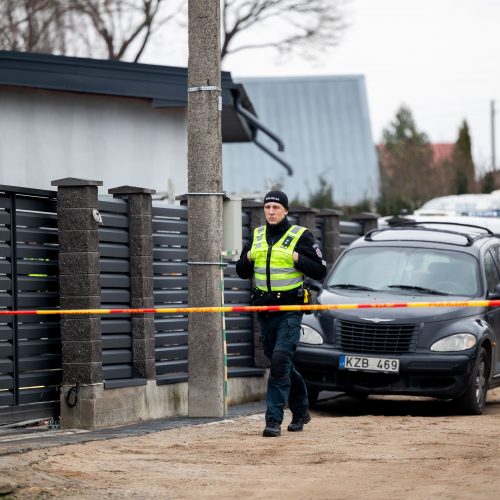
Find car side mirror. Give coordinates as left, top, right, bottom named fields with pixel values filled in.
left=488, top=283, right=500, bottom=300
left=305, top=278, right=323, bottom=292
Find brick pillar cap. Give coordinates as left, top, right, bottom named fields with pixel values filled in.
left=108, top=185, right=156, bottom=195
left=318, top=208, right=343, bottom=217
left=289, top=205, right=320, bottom=214
left=51, top=177, right=103, bottom=187
left=350, top=212, right=380, bottom=221
left=242, top=199, right=264, bottom=208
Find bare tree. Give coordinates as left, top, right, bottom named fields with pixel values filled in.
left=0, top=0, right=72, bottom=54
left=221, top=0, right=348, bottom=61
left=0, top=0, right=348, bottom=64
left=0, top=0, right=177, bottom=62
left=66, top=0, right=176, bottom=62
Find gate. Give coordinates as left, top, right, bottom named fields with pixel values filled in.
left=0, top=186, right=60, bottom=425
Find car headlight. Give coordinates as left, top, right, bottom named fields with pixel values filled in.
left=430, top=333, right=477, bottom=352
left=300, top=325, right=324, bottom=345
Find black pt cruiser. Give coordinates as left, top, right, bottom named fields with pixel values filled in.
left=295, top=221, right=500, bottom=414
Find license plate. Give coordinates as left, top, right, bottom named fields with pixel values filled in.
left=339, top=354, right=400, bottom=373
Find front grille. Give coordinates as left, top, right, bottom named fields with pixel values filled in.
left=336, top=319, right=418, bottom=354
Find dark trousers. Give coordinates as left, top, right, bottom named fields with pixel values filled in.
left=258, top=311, right=309, bottom=424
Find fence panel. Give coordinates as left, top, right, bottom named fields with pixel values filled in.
left=0, top=187, right=60, bottom=425
left=98, top=198, right=136, bottom=387
left=152, top=203, right=189, bottom=384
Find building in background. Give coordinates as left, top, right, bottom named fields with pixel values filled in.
left=0, top=51, right=281, bottom=197
left=431, top=143, right=454, bottom=166
left=222, top=75, right=379, bottom=205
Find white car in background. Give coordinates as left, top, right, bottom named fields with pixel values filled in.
left=414, top=191, right=500, bottom=217
left=379, top=214, right=500, bottom=237
left=379, top=192, right=500, bottom=236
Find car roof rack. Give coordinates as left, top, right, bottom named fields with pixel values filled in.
left=366, top=220, right=494, bottom=246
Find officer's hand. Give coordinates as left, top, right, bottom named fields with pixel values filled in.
left=247, top=251, right=253, bottom=262
left=293, top=251, right=299, bottom=263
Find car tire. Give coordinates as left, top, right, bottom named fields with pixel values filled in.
left=454, top=346, right=489, bottom=415
left=307, top=385, right=320, bottom=408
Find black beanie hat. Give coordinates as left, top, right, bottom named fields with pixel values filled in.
left=263, top=190, right=289, bottom=209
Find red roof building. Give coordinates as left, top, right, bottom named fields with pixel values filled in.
left=431, top=143, right=455, bottom=166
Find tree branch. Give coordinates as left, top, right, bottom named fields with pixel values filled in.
left=221, top=0, right=348, bottom=61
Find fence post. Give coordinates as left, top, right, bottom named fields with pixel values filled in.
left=108, top=186, right=156, bottom=380
left=243, top=200, right=266, bottom=228
left=51, top=177, right=103, bottom=430
left=350, top=212, right=380, bottom=235
left=317, top=208, right=343, bottom=268
left=289, top=205, right=320, bottom=240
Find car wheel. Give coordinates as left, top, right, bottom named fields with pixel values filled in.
left=454, top=346, right=489, bottom=415
left=307, top=385, right=320, bottom=408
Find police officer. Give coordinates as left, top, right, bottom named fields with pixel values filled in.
left=236, top=191, right=327, bottom=437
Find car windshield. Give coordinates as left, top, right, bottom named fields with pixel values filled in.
left=327, top=247, right=480, bottom=297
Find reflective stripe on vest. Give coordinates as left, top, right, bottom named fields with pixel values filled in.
left=250, top=224, right=307, bottom=292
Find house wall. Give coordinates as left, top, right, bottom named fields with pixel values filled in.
left=0, top=87, right=187, bottom=194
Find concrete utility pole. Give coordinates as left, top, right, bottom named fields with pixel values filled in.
left=187, top=0, right=225, bottom=417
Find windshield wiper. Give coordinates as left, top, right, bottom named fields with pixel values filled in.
left=387, top=284, right=450, bottom=296
left=329, top=283, right=377, bottom=292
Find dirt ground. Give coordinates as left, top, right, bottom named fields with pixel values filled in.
left=2, top=389, right=500, bottom=499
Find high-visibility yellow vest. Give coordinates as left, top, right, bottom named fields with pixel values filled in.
left=251, top=225, right=307, bottom=292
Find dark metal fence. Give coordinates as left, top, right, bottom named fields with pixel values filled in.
left=0, top=186, right=366, bottom=424
left=0, top=186, right=60, bottom=425
left=98, top=198, right=138, bottom=388
left=152, top=203, right=189, bottom=385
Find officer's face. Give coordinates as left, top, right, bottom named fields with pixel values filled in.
left=264, top=202, right=288, bottom=225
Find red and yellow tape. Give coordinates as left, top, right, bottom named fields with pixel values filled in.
left=0, top=300, right=499, bottom=316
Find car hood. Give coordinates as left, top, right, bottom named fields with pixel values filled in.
left=317, top=289, right=484, bottom=323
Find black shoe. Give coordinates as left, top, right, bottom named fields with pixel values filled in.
left=287, top=412, right=311, bottom=432
left=263, top=420, right=281, bottom=437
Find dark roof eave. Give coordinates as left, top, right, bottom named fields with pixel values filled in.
left=0, top=50, right=253, bottom=142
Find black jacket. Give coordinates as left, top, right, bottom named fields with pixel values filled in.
left=236, top=217, right=327, bottom=305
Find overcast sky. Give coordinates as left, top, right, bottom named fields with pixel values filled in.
left=145, top=0, right=500, bottom=175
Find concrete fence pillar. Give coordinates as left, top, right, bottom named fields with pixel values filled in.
left=109, top=186, right=156, bottom=380
left=350, top=212, right=380, bottom=235
left=244, top=200, right=267, bottom=229
left=289, top=206, right=320, bottom=240
left=317, top=208, right=343, bottom=268
left=51, top=177, right=103, bottom=429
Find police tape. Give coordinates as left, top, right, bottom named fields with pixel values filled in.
left=1, top=300, right=500, bottom=316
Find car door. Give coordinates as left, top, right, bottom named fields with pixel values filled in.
left=485, top=247, right=500, bottom=375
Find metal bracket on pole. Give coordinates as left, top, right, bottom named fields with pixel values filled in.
left=187, top=86, right=222, bottom=93
left=188, top=87, right=222, bottom=110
